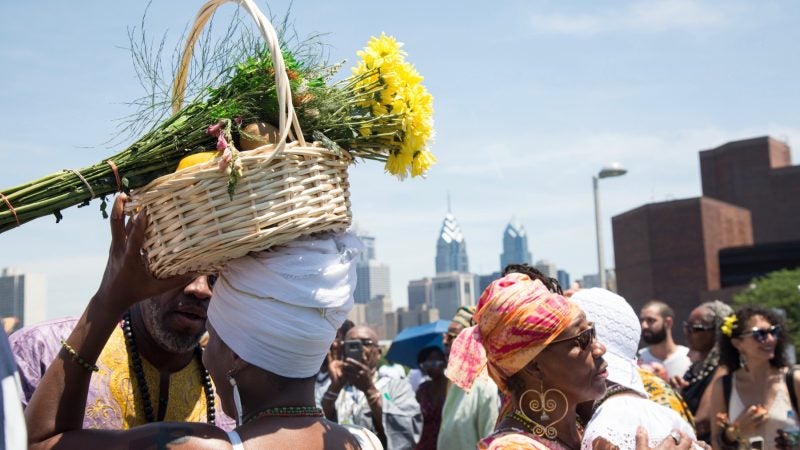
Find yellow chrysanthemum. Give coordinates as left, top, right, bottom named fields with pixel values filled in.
left=350, top=33, right=435, bottom=179
left=721, top=314, right=738, bottom=337
left=385, top=149, right=413, bottom=179
left=411, top=149, right=437, bottom=177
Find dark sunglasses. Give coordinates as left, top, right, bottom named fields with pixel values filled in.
left=551, top=324, right=596, bottom=350
left=747, top=325, right=781, bottom=343
left=419, top=360, right=446, bottom=370
left=443, top=331, right=459, bottom=341
left=682, top=321, right=715, bottom=333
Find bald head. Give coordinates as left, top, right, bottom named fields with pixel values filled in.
left=346, top=325, right=378, bottom=342
left=345, top=325, right=381, bottom=369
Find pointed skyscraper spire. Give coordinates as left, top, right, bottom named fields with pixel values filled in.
left=500, top=216, right=532, bottom=270
left=435, top=200, right=469, bottom=273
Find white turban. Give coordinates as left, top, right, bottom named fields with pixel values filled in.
left=208, top=231, right=363, bottom=378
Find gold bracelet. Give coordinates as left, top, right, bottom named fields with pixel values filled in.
left=60, top=340, right=99, bottom=373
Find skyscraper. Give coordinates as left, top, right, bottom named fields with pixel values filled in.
left=0, top=268, right=46, bottom=330
left=534, top=259, right=557, bottom=278
left=353, top=228, right=391, bottom=306
left=435, top=212, right=469, bottom=274
left=431, top=272, right=476, bottom=322
left=557, top=269, right=571, bottom=290
left=500, top=217, right=532, bottom=270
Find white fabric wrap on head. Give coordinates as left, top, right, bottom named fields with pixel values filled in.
left=208, top=231, right=363, bottom=378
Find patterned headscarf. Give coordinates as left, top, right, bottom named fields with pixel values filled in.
left=452, top=305, right=477, bottom=328
left=446, top=273, right=580, bottom=393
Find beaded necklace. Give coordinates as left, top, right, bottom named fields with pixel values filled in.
left=122, top=312, right=216, bottom=424
left=244, top=406, right=323, bottom=424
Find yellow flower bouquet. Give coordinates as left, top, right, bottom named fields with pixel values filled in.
left=0, top=2, right=434, bottom=234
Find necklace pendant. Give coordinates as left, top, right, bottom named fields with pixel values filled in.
left=540, top=412, right=550, bottom=421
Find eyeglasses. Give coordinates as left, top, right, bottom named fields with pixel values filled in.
left=550, top=324, right=596, bottom=350
left=419, top=360, right=446, bottom=370
left=747, top=325, right=781, bottom=343
left=682, top=321, right=715, bottom=334
left=357, top=339, right=378, bottom=348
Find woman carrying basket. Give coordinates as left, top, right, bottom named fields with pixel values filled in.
left=25, top=195, right=380, bottom=449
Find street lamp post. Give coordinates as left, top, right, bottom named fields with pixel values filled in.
left=593, top=163, right=627, bottom=290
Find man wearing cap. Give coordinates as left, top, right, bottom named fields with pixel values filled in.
left=572, top=289, right=698, bottom=449
left=437, top=305, right=499, bottom=450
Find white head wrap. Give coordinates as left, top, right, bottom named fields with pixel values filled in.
left=208, top=231, right=363, bottom=378
left=571, top=288, right=648, bottom=396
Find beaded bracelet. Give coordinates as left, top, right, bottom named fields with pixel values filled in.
left=60, top=340, right=99, bottom=373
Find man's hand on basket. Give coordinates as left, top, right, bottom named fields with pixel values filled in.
left=94, top=194, right=194, bottom=314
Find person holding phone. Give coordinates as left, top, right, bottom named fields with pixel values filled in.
left=322, top=325, right=422, bottom=449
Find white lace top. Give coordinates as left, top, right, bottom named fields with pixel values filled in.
left=582, top=393, right=696, bottom=450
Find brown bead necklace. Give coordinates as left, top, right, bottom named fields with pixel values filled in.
left=122, top=312, right=216, bottom=424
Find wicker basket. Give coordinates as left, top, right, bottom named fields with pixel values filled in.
left=127, top=0, right=352, bottom=278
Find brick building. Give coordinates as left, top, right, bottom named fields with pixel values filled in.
left=700, top=137, right=800, bottom=244
left=613, top=198, right=752, bottom=322
left=613, top=136, right=800, bottom=326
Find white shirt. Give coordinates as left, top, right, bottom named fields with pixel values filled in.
left=638, top=345, right=691, bottom=379
left=582, top=393, right=696, bottom=450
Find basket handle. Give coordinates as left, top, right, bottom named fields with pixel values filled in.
left=171, top=0, right=305, bottom=147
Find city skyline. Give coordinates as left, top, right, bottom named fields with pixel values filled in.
left=2, top=1, right=799, bottom=319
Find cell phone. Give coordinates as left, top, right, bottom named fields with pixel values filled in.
left=749, top=436, right=764, bottom=450
left=343, top=340, right=364, bottom=363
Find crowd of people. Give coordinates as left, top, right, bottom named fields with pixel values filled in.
left=0, top=195, right=796, bottom=449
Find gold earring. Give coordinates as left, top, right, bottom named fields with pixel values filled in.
left=516, top=379, right=568, bottom=440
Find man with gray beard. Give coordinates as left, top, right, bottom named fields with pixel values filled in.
left=10, top=275, right=234, bottom=430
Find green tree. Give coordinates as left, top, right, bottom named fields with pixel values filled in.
left=733, top=268, right=800, bottom=353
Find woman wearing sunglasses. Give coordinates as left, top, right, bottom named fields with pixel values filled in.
left=446, top=273, right=610, bottom=449
left=709, top=305, right=798, bottom=449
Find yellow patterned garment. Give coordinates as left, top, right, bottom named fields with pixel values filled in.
left=638, top=368, right=695, bottom=429
left=86, top=325, right=210, bottom=428
left=11, top=317, right=235, bottom=430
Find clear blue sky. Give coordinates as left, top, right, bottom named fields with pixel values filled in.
left=2, top=0, right=799, bottom=320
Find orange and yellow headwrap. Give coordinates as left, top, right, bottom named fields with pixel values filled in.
left=446, top=273, right=580, bottom=393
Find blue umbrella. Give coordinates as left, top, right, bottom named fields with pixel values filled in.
left=385, top=320, right=451, bottom=367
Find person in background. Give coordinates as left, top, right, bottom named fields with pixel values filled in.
left=315, top=320, right=355, bottom=407
left=415, top=346, right=447, bottom=450
left=10, top=268, right=234, bottom=429
left=323, top=324, right=422, bottom=449
left=673, top=301, right=733, bottom=442
left=639, top=300, right=692, bottom=380
left=438, top=305, right=499, bottom=450
left=710, top=305, right=798, bottom=449
left=572, top=288, right=699, bottom=450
